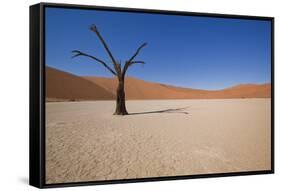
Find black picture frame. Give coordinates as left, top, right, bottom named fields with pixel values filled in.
left=30, top=2, right=275, bottom=189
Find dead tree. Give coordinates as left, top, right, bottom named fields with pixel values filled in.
left=72, top=24, right=147, bottom=115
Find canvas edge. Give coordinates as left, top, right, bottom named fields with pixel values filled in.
left=29, top=3, right=45, bottom=189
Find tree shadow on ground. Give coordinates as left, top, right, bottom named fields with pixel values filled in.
left=128, top=107, right=189, bottom=116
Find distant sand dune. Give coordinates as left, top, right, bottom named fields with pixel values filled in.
left=84, top=76, right=271, bottom=99
left=46, top=66, right=271, bottom=101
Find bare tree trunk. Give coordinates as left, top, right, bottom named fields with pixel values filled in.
left=114, top=78, right=128, bottom=115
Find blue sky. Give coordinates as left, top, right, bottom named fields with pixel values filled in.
left=45, top=7, right=271, bottom=90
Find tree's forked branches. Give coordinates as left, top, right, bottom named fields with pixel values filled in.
left=90, top=24, right=120, bottom=75
left=122, top=43, right=147, bottom=77
left=72, top=50, right=117, bottom=76
left=73, top=25, right=147, bottom=78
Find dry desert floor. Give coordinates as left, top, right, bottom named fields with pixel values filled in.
left=46, top=98, right=271, bottom=184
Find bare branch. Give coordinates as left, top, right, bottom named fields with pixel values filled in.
left=127, top=43, right=147, bottom=64
left=122, top=43, right=147, bottom=77
left=72, top=50, right=117, bottom=76
left=122, top=60, right=146, bottom=78
left=130, top=61, right=145, bottom=65
left=116, top=62, right=122, bottom=76
left=90, top=24, right=120, bottom=75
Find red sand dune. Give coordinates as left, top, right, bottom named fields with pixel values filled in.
left=85, top=76, right=271, bottom=100
left=46, top=67, right=114, bottom=101
left=46, top=67, right=271, bottom=101
left=208, top=84, right=271, bottom=99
